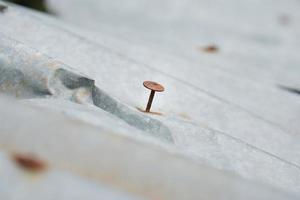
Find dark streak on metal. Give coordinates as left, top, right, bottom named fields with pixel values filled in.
left=6, top=0, right=49, bottom=13
left=278, top=85, right=300, bottom=96
left=0, top=4, right=8, bottom=12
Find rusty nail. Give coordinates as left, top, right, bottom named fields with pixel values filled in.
left=143, top=81, right=164, bottom=112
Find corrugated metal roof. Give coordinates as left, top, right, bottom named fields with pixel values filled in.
left=0, top=0, right=299, bottom=199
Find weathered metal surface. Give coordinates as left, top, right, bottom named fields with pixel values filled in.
left=1, top=28, right=300, bottom=195
left=46, top=0, right=300, bottom=134
left=0, top=0, right=300, bottom=199
left=0, top=150, right=142, bottom=200
left=0, top=96, right=298, bottom=200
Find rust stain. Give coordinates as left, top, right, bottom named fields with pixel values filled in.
left=47, top=61, right=60, bottom=69
left=12, top=153, right=47, bottom=172
left=178, top=112, right=191, bottom=120
left=199, top=45, right=219, bottom=53
left=98, top=169, right=167, bottom=200
left=137, top=107, right=163, bottom=116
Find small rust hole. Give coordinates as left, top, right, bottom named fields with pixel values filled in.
left=12, top=153, right=47, bottom=172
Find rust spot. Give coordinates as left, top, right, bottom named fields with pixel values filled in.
left=0, top=4, right=7, bottom=12
left=137, top=107, right=163, bottom=116
left=200, top=45, right=219, bottom=53
left=13, top=153, right=47, bottom=172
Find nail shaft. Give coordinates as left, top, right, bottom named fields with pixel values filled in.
left=146, top=90, right=155, bottom=112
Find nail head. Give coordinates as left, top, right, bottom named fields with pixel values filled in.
left=143, top=81, right=164, bottom=92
